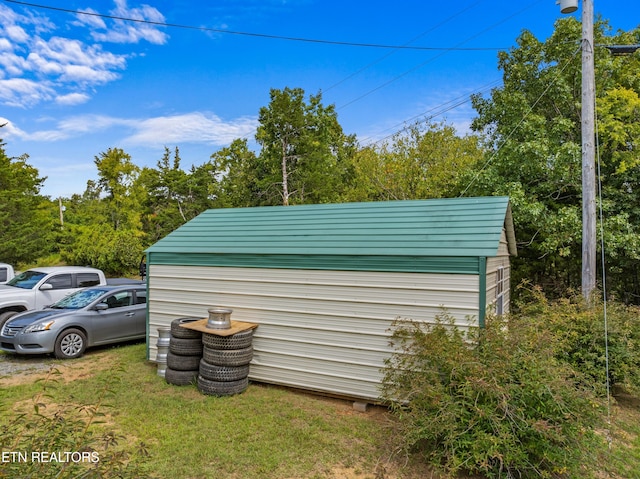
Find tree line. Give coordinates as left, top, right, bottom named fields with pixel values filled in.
left=1, top=17, right=639, bottom=304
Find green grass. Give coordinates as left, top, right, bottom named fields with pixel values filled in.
left=0, top=344, right=430, bottom=479
left=1, top=343, right=639, bottom=479
left=600, top=392, right=640, bottom=479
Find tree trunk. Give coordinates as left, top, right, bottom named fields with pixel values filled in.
left=281, top=139, right=289, bottom=206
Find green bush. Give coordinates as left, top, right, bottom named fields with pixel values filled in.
left=381, top=312, right=604, bottom=479
left=61, top=225, right=145, bottom=276
left=515, top=285, right=640, bottom=396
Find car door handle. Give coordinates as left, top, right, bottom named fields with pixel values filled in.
left=125, top=312, right=135, bottom=317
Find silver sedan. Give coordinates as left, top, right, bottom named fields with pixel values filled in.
left=0, top=284, right=147, bottom=359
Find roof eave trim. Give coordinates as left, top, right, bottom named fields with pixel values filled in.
left=505, top=202, right=517, bottom=257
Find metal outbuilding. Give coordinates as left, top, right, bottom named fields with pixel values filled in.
left=145, top=196, right=516, bottom=401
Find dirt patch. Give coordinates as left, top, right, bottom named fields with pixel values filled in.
left=0, top=349, right=114, bottom=387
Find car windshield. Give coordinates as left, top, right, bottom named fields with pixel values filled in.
left=6, top=271, right=47, bottom=289
left=50, top=288, right=109, bottom=310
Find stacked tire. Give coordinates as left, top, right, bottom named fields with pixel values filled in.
left=197, top=328, right=254, bottom=396
left=165, top=317, right=203, bottom=386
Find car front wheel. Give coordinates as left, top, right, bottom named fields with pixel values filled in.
left=54, top=328, right=87, bottom=359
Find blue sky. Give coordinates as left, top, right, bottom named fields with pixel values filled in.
left=1, top=0, right=638, bottom=199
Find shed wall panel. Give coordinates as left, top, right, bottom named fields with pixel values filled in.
left=148, top=265, right=480, bottom=401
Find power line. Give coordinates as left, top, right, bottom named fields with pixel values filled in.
left=337, top=0, right=546, bottom=112
left=323, top=0, right=486, bottom=93
left=459, top=43, right=582, bottom=197
left=360, top=79, right=502, bottom=147
left=3, top=0, right=504, bottom=52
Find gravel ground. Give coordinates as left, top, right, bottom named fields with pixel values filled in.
left=0, top=352, right=56, bottom=377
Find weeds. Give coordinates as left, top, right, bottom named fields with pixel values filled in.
left=0, top=364, right=150, bottom=479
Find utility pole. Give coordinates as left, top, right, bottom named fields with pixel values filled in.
left=58, top=197, right=65, bottom=228
left=558, top=0, right=596, bottom=301
left=557, top=2, right=640, bottom=302
left=581, top=0, right=596, bottom=302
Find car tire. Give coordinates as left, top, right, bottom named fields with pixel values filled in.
left=169, top=337, right=203, bottom=356
left=170, top=317, right=203, bottom=339
left=165, top=367, right=198, bottom=386
left=0, top=311, right=18, bottom=333
left=197, top=376, right=249, bottom=396
left=54, top=328, right=87, bottom=359
left=166, top=351, right=201, bottom=371
left=199, top=360, right=250, bottom=382
left=202, top=345, right=253, bottom=367
left=202, top=329, right=254, bottom=350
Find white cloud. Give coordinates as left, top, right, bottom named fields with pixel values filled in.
left=0, top=4, right=20, bottom=27
left=0, top=78, right=54, bottom=107
left=18, top=114, right=134, bottom=141
left=60, top=64, right=121, bottom=83
left=4, top=112, right=257, bottom=147
left=0, top=4, right=54, bottom=37
left=0, top=117, right=28, bottom=138
left=4, top=24, right=28, bottom=43
left=0, top=51, right=29, bottom=77
left=56, top=92, right=91, bottom=106
left=74, top=8, right=107, bottom=29
left=29, top=37, right=127, bottom=76
left=89, top=0, right=168, bottom=45
left=57, top=114, right=135, bottom=133
left=123, top=112, right=258, bottom=147
left=0, top=2, right=165, bottom=107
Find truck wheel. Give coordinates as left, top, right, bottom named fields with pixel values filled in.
left=0, top=311, right=18, bottom=333
left=54, top=328, right=87, bottom=359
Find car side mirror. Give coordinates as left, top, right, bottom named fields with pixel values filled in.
left=40, top=283, right=53, bottom=291
left=95, top=303, right=108, bottom=311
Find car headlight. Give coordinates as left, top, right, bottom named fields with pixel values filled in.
left=23, top=320, right=55, bottom=333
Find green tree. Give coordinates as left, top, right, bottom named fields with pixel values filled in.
left=343, top=121, right=483, bottom=202
left=140, top=147, right=220, bottom=242
left=62, top=148, right=145, bottom=275
left=467, top=17, right=640, bottom=301
left=94, top=147, right=142, bottom=231
left=211, top=139, right=262, bottom=207
left=255, top=87, right=356, bottom=205
left=0, top=136, right=54, bottom=264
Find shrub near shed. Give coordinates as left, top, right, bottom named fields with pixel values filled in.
left=515, top=286, right=640, bottom=396
left=381, top=312, right=604, bottom=479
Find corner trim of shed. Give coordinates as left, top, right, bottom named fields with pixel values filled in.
left=479, top=257, right=487, bottom=328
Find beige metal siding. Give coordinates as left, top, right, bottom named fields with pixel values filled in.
left=148, top=265, right=480, bottom=401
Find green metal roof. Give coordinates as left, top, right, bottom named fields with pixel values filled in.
left=147, top=197, right=516, bottom=269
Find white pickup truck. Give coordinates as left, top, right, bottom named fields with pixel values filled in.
left=0, top=263, right=15, bottom=284
left=0, top=266, right=108, bottom=330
